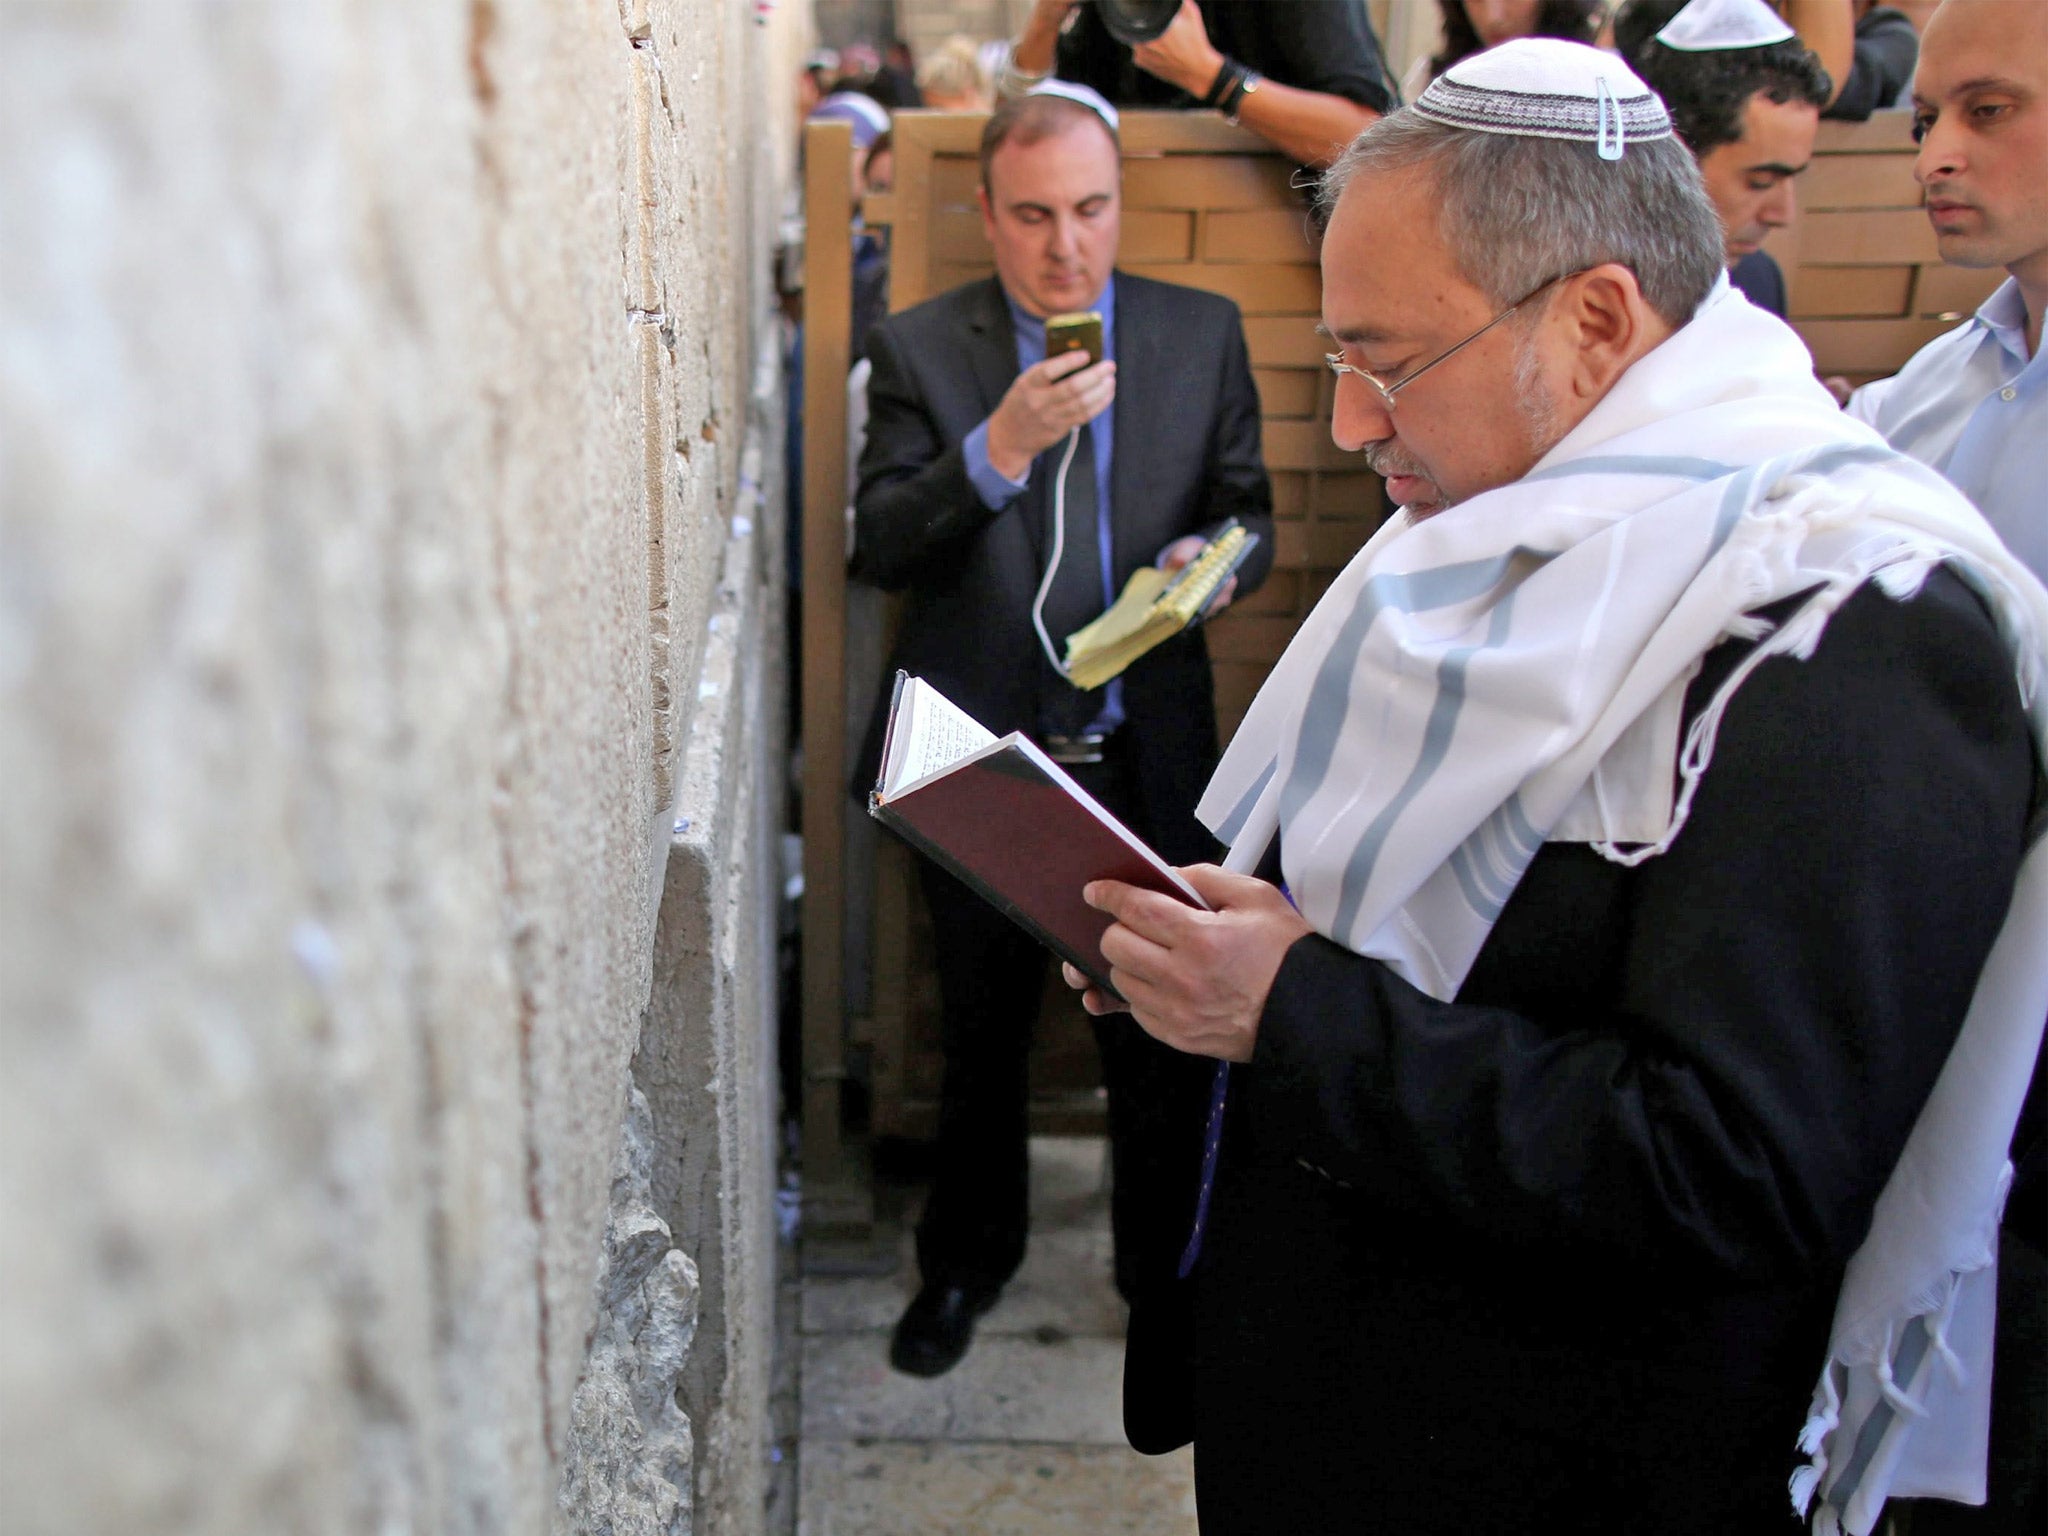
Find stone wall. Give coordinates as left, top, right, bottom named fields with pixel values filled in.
left=0, top=2, right=797, bottom=1532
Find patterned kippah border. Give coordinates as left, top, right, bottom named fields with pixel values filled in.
left=1413, top=78, right=1674, bottom=144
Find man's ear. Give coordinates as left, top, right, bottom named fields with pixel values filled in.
left=1559, top=262, right=1667, bottom=401
left=977, top=185, right=996, bottom=240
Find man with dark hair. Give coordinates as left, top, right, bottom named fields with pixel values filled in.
left=1617, top=0, right=1834, bottom=316
left=852, top=83, right=1274, bottom=1379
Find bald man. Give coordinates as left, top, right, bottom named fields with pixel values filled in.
left=1848, top=0, right=2047, bottom=577
left=1849, top=9, right=2047, bottom=1529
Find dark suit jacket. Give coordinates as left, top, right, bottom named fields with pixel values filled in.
left=851, top=272, right=1274, bottom=864
left=1142, top=571, right=2039, bottom=1529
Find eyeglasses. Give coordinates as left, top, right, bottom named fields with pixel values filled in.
left=1323, top=272, right=1574, bottom=412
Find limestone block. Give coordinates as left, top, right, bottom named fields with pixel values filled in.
left=1, top=0, right=799, bottom=1532
left=627, top=306, right=786, bottom=1536
left=555, top=1086, right=699, bottom=1536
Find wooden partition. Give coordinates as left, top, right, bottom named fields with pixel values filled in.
left=800, top=107, right=1971, bottom=1173
left=1775, top=112, right=2001, bottom=387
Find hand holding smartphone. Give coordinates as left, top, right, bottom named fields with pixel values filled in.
left=985, top=310, right=1116, bottom=477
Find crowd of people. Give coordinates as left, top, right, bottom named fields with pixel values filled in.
left=792, top=4, right=2044, bottom=1533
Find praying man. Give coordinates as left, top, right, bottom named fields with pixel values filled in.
left=1064, top=38, right=2048, bottom=1536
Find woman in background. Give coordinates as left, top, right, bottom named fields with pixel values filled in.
left=1402, top=0, right=1607, bottom=99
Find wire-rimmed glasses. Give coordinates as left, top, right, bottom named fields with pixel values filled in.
left=1323, top=272, right=1574, bottom=412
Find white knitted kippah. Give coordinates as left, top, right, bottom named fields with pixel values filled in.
left=1413, top=38, right=1673, bottom=160
left=1656, top=0, right=1797, bottom=51
left=1029, top=78, right=1121, bottom=133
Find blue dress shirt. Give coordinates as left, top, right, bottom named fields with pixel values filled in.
left=962, top=276, right=1124, bottom=731
left=1849, top=277, right=2046, bottom=582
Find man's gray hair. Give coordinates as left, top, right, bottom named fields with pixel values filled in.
left=1319, top=110, right=1725, bottom=328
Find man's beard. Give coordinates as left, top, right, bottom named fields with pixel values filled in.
left=1364, top=332, right=1565, bottom=519
left=1513, top=329, right=1564, bottom=451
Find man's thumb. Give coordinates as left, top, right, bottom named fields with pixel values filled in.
left=1176, top=862, right=1252, bottom=908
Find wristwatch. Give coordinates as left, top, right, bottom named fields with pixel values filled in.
left=1222, top=69, right=1261, bottom=124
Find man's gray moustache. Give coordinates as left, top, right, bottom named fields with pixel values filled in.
left=1363, top=444, right=1427, bottom=480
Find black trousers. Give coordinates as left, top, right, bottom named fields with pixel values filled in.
left=910, top=743, right=1214, bottom=1306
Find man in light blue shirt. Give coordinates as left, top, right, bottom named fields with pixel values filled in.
left=1846, top=0, right=2046, bottom=581
left=1851, top=10, right=2047, bottom=1531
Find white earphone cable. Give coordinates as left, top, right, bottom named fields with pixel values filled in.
left=1029, top=424, right=1084, bottom=677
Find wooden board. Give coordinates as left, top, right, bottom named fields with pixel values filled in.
left=799, top=118, right=857, bottom=1197
left=1123, top=154, right=1299, bottom=211
left=1204, top=207, right=1322, bottom=263
left=1911, top=263, right=2005, bottom=321
left=1795, top=208, right=1943, bottom=266
left=1789, top=266, right=1914, bottom=319
left=1798, top=317, right=1959, bottom=374
left=1253, top=368, right=1321, bottom=419
left=1784, top=112, right=1980, bottom=383
left=1800, top=153, right=1926, bottom=211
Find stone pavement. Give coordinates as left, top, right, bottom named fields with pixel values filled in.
left=790, top=1136, right=1200, bottom=1536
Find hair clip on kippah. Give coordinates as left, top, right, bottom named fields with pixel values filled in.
left=1594, top=76, right=1624, bottom=160
left=1411, top=39, right=1673, bottom=151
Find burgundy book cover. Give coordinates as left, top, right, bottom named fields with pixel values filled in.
left=874, top=744, right=1200, bottom=992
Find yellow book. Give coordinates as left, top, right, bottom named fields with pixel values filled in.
left=1063, top=523, right=1257, bottom=691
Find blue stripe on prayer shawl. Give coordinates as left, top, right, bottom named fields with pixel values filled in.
left=1280, top=550, right=1559, bottom=830
left=1520, top=453, right=1737, bottom=483
left=1711, top=460, right=1767, bottom=550
left=1213, top=757, right=1276, bottom=845
left=1333, top=594, right=1523, bottom=937
left=1448, top=836, right=1512, bottom=919
left=1450, top=791, right=1547, bottom=920
left=1826, top=1314, right=1935, bottom=1520
left=1501, top=790, right=1544, bottom=856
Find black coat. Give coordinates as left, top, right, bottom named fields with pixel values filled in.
left=851, top=272, right=1274, bottom=863
left=1138, top=570, right=2040, bottom=1533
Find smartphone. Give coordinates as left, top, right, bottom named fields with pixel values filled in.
left=1045, top=311, right=1103, bottom=368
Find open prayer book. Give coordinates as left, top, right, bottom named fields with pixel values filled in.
left=868, top=673, right=1209, bottom=992
left=1063, top=520, right=1260, bottom=690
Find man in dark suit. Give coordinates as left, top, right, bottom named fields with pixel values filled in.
left=851, top=82, right=1274, bottom=1378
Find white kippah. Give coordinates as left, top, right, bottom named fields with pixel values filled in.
left=1655, top=0, right=1797, bottom=51
left=1028, top=78, right=1121, bottom=133
left=1413, top=38, right=1673, bottom=161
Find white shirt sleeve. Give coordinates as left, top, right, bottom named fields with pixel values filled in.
left=1844, top=371, right=1896, bottom=428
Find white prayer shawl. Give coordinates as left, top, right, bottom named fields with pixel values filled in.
left=1198, top=282, right=2048, bottom=1534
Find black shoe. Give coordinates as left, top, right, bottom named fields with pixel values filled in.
left=889, top=1283, right=997, bottom=1377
